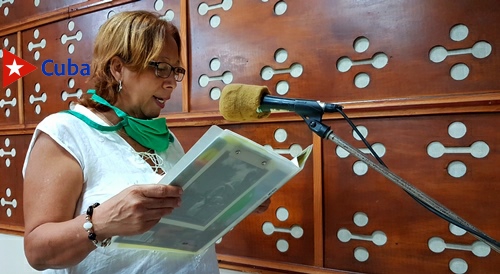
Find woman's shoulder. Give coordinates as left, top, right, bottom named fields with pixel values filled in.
left=37, top=110, right=76, bottom=130
left=35, top=105, right=100, bottom=141
left=39, top=104, right=101, bottom=128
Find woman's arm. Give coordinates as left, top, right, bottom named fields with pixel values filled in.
left=23, top=132, right=183, bottom=270
left=23, top=132, right=93, bottom=270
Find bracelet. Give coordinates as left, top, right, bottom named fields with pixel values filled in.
left=83, top=203, right=111, bottom=247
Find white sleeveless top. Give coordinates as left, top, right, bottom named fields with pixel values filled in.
left=22, top=104, right=219, bottom=274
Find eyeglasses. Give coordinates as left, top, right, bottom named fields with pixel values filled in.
left=148, top=61, right=186, bottom=82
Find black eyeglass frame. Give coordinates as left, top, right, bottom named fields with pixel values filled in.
left=148, top=61, right=186, bottom=82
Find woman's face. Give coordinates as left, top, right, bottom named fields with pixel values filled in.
left=116, top=36, right=180, bottom=119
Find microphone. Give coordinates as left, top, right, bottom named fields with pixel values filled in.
left=219, top=84, right=342, bottom=121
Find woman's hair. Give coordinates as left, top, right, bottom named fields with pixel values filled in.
left=81, top=10, right=181, bottom=108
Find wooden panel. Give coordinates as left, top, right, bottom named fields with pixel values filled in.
left=0, top=0, right=86, bottom=27
left=323, top=113, right=500, bottom=273
left=187, top=0, right=500, bottom=112
left=0, top=34, right=20, bottom=127
left=172, top=121, right=316, bottom=266
left=21, top=17, right=94, bottom=124
left=20, top=0, right=184, bottom=125
left=0, top=134, right=31, bottom=231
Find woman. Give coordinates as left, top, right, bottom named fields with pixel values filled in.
left=23, top=11, right=225, bottom=273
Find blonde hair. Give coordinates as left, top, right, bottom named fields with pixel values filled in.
left=82, top=10, right=181, bottom=108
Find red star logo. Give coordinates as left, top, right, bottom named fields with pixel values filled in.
left=2, top=49, right=37, bottom=88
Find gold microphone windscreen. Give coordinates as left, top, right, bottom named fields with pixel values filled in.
left=219, top=84, right=271, bottom=121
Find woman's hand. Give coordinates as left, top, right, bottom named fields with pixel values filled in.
left=92, top=184, right=183, bottom=239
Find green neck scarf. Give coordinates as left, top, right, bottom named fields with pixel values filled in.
left=63, top=89, right=172, bottom=152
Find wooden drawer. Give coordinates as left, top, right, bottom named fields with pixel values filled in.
left=323, top=113, right=500, bottom=273
left=0, top=0, right=87, bottom=28
left=187, top=0, right=500, bottom=112
left=0, top=134, right=32, bottom=233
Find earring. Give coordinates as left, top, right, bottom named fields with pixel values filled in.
left=118, top=80, right=122, bottom=92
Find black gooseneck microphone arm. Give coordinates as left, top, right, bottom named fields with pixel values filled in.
left=297, top=104, right=500, bottom=254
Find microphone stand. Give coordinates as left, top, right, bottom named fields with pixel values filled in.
left=298, top=108, right=500, bottom=253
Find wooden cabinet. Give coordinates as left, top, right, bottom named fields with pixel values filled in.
left=1, top=0, right=499, bottom=273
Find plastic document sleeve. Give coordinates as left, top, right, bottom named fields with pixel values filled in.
left=110, top=125, right=312, bottom=253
